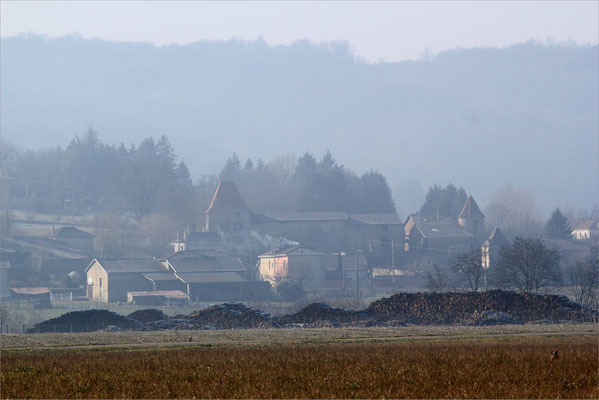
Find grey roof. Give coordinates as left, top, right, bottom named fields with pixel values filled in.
left=142, top=272, right=179, bottom=281
left=186, top=232, right=223, bottom=241
left=53, top=226, right=93, bottom=238
left=166, top=250, right=246, bottom=273
left=175, top=271, right=246, bottom=284
left=259, top=245, right=323, bottom=257
left=206, top=181, right=249, bottom=212
left=458, top=196, right=485, bottom=219
left=90, top=258, right=167, bottom=274
left=257, top=212, right=349, bottom=222
left=574, top=221, right=597, bottom=230
left=349, top=214, right=402, bottom=225
left=484, top=227, right=510, bottom=247
left=412, top=217, right=473, bottom=239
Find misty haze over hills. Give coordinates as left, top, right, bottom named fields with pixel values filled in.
left=1, top=34, right=597, bottom=216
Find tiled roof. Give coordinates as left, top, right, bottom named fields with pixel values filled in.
left=349, top=214, right=402, bottom=225
left=206, top=181, right=249, bottom=212
left=574, top=221, right=597, bottom=230
left=142, top=272, right=179, bottom=281
left=127, top=290, right=188, bottom=299
left=166, top=251, right=246, bottom=273
left=175, top=272, right=246, bottom=284
left=259, top=245, right=323, bottom=257
left=458, top=196, right=485, bottom=219
left=411, top=216, right=473, bottom=239
left=257, top=212, right=349, bottom=222
left=186, top=232, right=223, bottom=241
left=91, top=259, right=167, bottom=274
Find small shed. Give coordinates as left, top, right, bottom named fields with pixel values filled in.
left=127, top=290, right=188, bottom=305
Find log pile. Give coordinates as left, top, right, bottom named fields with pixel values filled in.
left=366, top=290, right=596, bottom=324
left=27, top=310, right=142, bottom=333
left=279, top=303, right=363, bottom=325
left=181, top=303, right=274, bottom=329
left=128, top=309, right=168, bottom=324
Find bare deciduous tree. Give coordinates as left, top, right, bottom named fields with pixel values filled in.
left=426, top=263, right=450, bottom=293
left=484, top=186, right=543, bottom=238
left=567, top=258, right=598, bottom=306
left=492, top=237, right=561, bottom=293
left=450, top=248, right=484, bottom=291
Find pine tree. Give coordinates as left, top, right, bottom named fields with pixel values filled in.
left=543, top=208, right=572, bottom=239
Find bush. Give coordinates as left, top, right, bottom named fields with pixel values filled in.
left=275, top=281, right=306, bottom=302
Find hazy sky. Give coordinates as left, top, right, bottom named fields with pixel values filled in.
left=1, top=1, right=597, bottom=62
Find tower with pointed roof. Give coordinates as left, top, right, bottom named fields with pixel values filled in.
left=204, top=181, right=251, bottom=244
left=457, top=195, right=486, bottom=244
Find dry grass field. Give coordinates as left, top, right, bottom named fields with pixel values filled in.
left=1, top=331, right=597, bottom=399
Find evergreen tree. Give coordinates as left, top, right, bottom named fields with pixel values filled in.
left=420, top=183, right=468, bottom=217
left=544, top=208, right=572, bottom=239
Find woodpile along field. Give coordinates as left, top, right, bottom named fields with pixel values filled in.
left=26, top=290, right=597, bottom=333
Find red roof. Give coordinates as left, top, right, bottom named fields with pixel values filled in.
left=574, top=221, right=597, bottom=230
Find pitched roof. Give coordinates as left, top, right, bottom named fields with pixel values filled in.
left=349, top=214, right=402, bottom=225
left=127, top=290, right=188, bottom=299
left=186, top=232, right=223, bottom=241
left=174, top=271, right=246, bottom=284
left=166, top=250, right=246, bottom=273
left=53, top=227, right=93, bottom=238
left=259, top=245, right=323, bottom=257
left=458, top=196, right=485, bottom=219
left=206, top=181, right=248, bottom=212
left=484, top=227, right=510, bottom=247
left=574, top=221, right=598, bottom=230
left=256, top=212, right=349, bottom=222
left=410, top=216, right=474, bottom=239
left=142, top=272, right=180, bottom=282
left=90, top=258, right=167, bottom=274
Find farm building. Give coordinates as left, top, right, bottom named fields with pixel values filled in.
left=163, top=250, right=270, bottom=301
left=86, top=259, right=168, bottom=302
left=258, top=246, right=369, bottom=290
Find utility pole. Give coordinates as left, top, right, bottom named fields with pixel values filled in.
left=354, top=241, right=359, bottom=306
left=391, top=239, right=395, bottom=289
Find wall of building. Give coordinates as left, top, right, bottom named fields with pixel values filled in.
left=86, top=262, right=108, bottom=302
left=107, top=273, right=153, bottom=302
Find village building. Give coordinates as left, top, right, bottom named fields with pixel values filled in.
left=162, top=250, right=270, bottom=301
left=86, top=259, right=167, bottom=302
left=572, top=221, right=598, bottom=241
left=403, top=196, right=487, bottom=265
left=258, top=245, right=369, bottom=290
left=49, top=226, right=94, bottom=256
left=187, top=181, right=403, bottom=263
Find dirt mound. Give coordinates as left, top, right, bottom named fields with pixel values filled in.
left=28, top=309, right=142, bottom=333
left=280, top=303, right=364, bottom=325
left=366, top=290, right=596, bottom=324
left=128, top=309, right=168, bottom=323
left=182, top=303, right=275, bottom=329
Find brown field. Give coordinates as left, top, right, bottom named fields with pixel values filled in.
left=1, top=333, right=597, bottom=399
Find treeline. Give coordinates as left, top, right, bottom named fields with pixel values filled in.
left=217, top=151, right=396, bottom=214
left=2, top=130, right=397, bottom=218
left=4, top=128, right=197, bottom=222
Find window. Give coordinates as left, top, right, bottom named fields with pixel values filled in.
left=99, top=277, right=102, bottom=288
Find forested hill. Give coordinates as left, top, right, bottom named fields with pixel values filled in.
left=1, top=35, right=597, bottom=213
